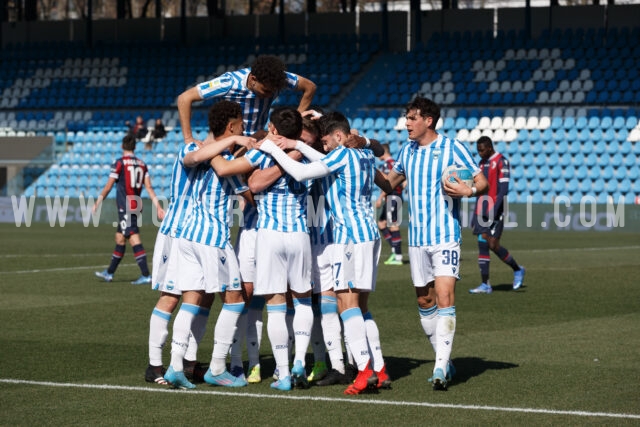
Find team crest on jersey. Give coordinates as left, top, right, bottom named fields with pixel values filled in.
left=220, top=256, right=226, bottom=265
left=432, top=149, right=441, bottom=160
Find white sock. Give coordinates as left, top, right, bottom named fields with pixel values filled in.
left=435, top=306, right=456, bottom=373
left=320, top=295, right=344, bottom=373
left=149, top=308, right=171, bottom=367
left=363, top=311, right=385, bottom=372
left=418, top=304, right=438, bottom=354
left=185, top=306, right=210, bottom=362
left=267, top=303, right=290, bottom=378
left=285, top=307, right=295, bottom=363
left=340, top=307, right=370, bottom=371
left=169, top=303, right=199, bottom=371
left=229, top=307, right=248, bottom=368
left=247, top=302, right=264, bottom=368
left=292, top=297, right=313, bottom=367
left=210, top=302, right=244, bottom=375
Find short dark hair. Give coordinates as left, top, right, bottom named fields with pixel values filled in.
left=270, top=107, right=302, bottom=139
left=476, top=136, right=494, bottom=147
left=251, top=55, right=288, bottom=93
left=405, top=96, right=441, bottom=130
left=122, top=133, right=136, bottom=151
left=318, top=111, right=350, bottom=137
left=208, top=100, right=242, bottom=138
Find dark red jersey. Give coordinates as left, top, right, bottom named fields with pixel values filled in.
left=475, top=152, right=510, bottom=218
left=109, top=154, right=148, bottom=212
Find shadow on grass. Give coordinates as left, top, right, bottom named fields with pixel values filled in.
left=450, top=357, right=518, bottom=385
left=491, top=283, right=527, bottom=292
left=378, top=355, right=427, bottom=382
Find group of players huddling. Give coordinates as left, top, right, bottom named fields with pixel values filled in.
left=96, top=54, right=493, bottom=393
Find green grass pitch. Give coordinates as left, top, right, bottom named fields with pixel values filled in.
left=1, top=223, right=639, bottom=425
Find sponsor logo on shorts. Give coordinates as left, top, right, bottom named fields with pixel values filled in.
left=220, top=256, right=226, bottom=265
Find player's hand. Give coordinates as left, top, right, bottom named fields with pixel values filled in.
left=344, top=133, right=367, bottom=149
left=156, top=207, right=166, bottom=221
left=301, top=109, right=322, bottom=119
left=443, top=175, right=473, bottom=198
left=91, top=202, right=99, bottom=214
left=375, top=198, right=383, bottom=209
left=270, top=135, right=297, bottom=151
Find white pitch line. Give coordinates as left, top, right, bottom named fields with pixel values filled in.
left=1, top=379, right=638, bottom=420
left=0, top=263, right=136, bottom=275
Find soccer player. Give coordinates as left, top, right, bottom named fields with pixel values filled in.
left=257, top=111, right=387, bottom=395
left=375, top=96, right=488, bottom=391
left=468, top=136, right=525, bottom=294
left=163, top=101, right=255, bottom=389
left=146, top=124, right=253, bottom=385
left=177, top=55, right=317, bottom=384
left=177, top=54, right=316, bottom=145
left=295, top=114, right=348, bottom=386
left=93, top=133, right=165, bottom=285
left=375, top=144, right=404, bottom=266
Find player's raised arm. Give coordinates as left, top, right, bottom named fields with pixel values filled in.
left=177, top=86, right=203, bottom=145
left=295, top=75, right=317, bottom=112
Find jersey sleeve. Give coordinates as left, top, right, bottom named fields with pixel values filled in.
left=197, top=73, right=233, bottom=99
left=285, top=72, right=299, bottom=90
left=392, top=145, right=408, bottom=177
left=109, top=159, right=121, bottom=180
left=321, top=147, right=347, bottom=173
left=243, top=148, right=269, bottom=169
left=499, top=156, right=510, bottom=183
left=178, top=142, right=199, bottom=166
left=452, top=140, right=481, bottom=175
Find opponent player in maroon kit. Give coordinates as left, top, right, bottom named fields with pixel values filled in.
left=93, top=133, right=165, bottom=284
left=469, top=136, right=525, bottom=294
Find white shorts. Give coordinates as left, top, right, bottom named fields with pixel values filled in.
left=176, top=238, right=241, bottom=294
left=254, top=229, right=311, bottom=295
left=151, top=232, right=182, bottom=295
left=235, top=227, right=257, bottom=283
left=331, top=239, right=381, bottom=292
left=408, top=241, right=461, bottom=287
left=311, top=242, right=334, bottom=294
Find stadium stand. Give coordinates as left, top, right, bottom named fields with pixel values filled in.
left=1, top=9, right=639, bottom=206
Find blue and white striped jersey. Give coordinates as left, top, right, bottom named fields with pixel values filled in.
left=180, top=152, right=249, bottom=248
left=321, top=146, right=378, bottom=244
left=240, top=203, right=259, bottom=231
left=392, top=134, right=480, bottom=247
left=244, top=148, right=311, bottom=233
left=197, top=68, right=299, bottom=135
left=159, top=143, right=199, bottom=238
left=308, top=177, right=334, bottom=246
